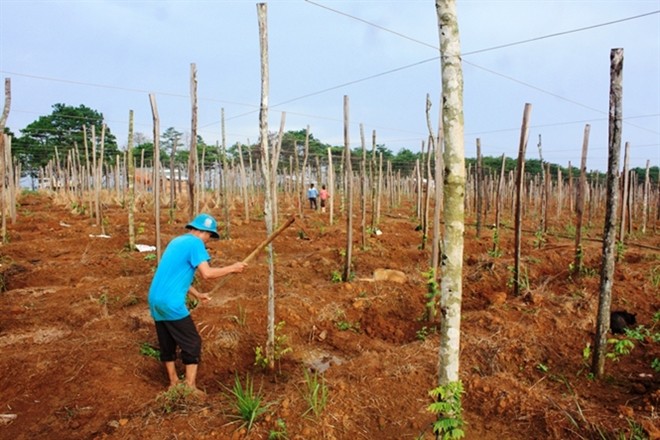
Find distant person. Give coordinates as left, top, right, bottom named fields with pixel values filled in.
left=319, top=184, right=329, bottom=213
left=307, top=183, right=319, bottom=210
left=148, top=213, right=247, bottom=396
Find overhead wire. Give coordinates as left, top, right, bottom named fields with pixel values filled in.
left=3, top=6, right=659, bottom=151
left=302, top=1, right=660, bottom=135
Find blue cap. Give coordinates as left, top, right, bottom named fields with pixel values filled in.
left=186, top=213, right=219, bottom=239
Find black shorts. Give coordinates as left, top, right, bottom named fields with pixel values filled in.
left=155, top=315, right=201, bottom=364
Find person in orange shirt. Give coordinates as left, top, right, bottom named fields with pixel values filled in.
left=319, top=184, right=329, bottom=213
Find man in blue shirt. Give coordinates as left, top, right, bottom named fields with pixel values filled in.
left=307, top=183, right=319, bottom=210
left=148, top=213, right=247, bottom=395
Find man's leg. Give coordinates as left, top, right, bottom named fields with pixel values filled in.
left=169, top=316, right=203, bottom=393
left=184, top=363, right=199, bottom=389
left=155, top=321, right=179, bottom=387
left=164, top=361, right=179, bottom=387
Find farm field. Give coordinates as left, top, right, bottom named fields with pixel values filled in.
left=0, top=191, right=658, bottom=440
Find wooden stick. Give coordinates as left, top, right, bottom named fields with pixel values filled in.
left=242, top=215, right=296, bottom=264
left=209, top=215, right=296, bottom=295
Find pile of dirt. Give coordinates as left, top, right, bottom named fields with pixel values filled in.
left=0, top=192, right=658, bottom=439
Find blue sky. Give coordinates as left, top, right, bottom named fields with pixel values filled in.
left=1, top=0, right=658, bottom=172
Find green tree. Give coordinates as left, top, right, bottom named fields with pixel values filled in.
left=13, top=103, right=118, bottom=177
left=161, top=127, right=183, bottom=162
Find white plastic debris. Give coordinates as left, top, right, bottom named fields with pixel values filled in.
left=89, top=234, right=111, bottom=238
left=136, top=244, right=157, bottom=252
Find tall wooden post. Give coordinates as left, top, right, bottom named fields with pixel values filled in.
left=513, top=104, right=533, bottom=297
left=574, top=124, right=590, bottom=274
left=592, top=48, right=624, bottom=378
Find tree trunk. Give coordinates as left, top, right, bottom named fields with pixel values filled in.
left=592, top=48, right=624, bottom=378
left=436, top=0, right=465, bottom=387
left=257, top=2, right=277, bottom=370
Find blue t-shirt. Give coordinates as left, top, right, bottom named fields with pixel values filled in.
left=307, top=187, right=319, bottom=198
left=148, top=233, right=210, bottom=321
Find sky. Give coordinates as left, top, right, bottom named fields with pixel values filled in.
left=0, top=0, right=659, bottom=172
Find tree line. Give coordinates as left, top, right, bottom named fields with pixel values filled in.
left=4, top=103, right=658, bottom=184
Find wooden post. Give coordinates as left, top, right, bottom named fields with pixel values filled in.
left=436, top=0, right=465, bottom=392
left=189, top=63, right=198, bottom=218
left=342, top=95, right=353, bottom=282
left=0, top=78, right=10, bottom=241
left=149, top=94, right=162, bottom=262
left=513, top=104, right=533, bottom=297
left=221, top=109, right=230, bottom=238
left=574, top=124, right=590, bottom=274
left=127, top=110, right=136, bottom=251
left=592, top=48, right=624, bottom=379
left=642, top=160, right=650, bottom=234
left=360, top=124, right=367, bottom=250
left=476, top=138, right=482, bottom=238
left=618, top=141, right=630, bottom=244
left=327, top=147, right=334, bottom=225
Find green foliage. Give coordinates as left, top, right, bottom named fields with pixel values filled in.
left=536, top=363, right=549, bottom=373
left=506, top=264, right=530, bottom=292
left=13, top=103, right=119, bottom=177
left=423, top=268, right=440, bottom=321
left=155, top=383, right=194, bottom=414
left=606, top=338, right=635, bottom=362
left=615, top=241, right=626, bottom=262
left=427, top=381, right=465, bottom=439
left=254, top=346, right=269, bottom=370
left=144, top=253, right=156, bottom=261
left=623, top=418, right=647, bottom=440
left=300, top=369, right=328, bottom=418
left=652, top=358, right=660, bottom=373
left=139, top=342, right=160, bottom=360
left=335, top=320, right=360, bottom=332
left=533, top=230, right=546, bottom=249
left=650, top=266, right=660, bottom=288
left=488, top=228, right=502, bottom=258
left=254, top=321, right=292, bottom=371
left=70, top=202, right=86, bottom=215
left=223, top=374, right=270, bottom=432
left=416, top=326, right=437, bottom=341
left=564, top=223, right=576, bottom=238
left=268, top=418, right=289, bottom=440
left=582, top=343, right=591, bottom=364
left=330, top=270, right=343, bottom=283
left=186, top=295, right=199, bottom=310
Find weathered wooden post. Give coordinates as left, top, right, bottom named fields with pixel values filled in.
left=592, top=48, right=624, bottom=378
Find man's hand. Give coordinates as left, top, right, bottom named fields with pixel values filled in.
left=231, top=262, right=248, bottom=273
left=188, top=287, right=211, bottom=304
left=196, top=292, right=211, bottom=303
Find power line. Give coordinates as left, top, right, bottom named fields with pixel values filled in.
left=3, top=7, right=659, bottom=148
